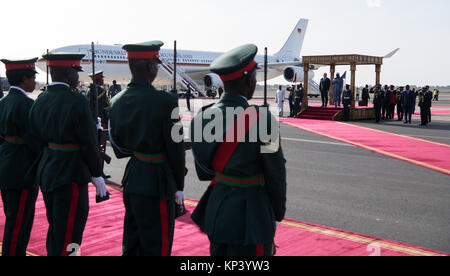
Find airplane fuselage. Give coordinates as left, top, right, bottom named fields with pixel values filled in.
left=35, top=19, right=313, bottom=88
left=36, top=44, right=297, bottom=85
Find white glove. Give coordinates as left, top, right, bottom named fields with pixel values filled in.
left=175, top=191, right=185, bottom=205
left=92, top=176, right=107, bottom=197
left=96, top=117, right=104, bottom=131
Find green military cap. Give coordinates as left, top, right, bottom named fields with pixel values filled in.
left=1, top=58, right=39, bottom=73
left=89, top=70, right=104, bottom=79
left=210, top=44, right=258, bottom=82
left=42, top=52, right=85, bottom=72
left=122, top=41, right=164, bottom=63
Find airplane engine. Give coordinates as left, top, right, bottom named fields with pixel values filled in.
left=283, top=66, right=315, bottom=83
left=203, top=73, right=224, bottom=89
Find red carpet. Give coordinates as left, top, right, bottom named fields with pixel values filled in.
left=280, top=118, right=450, bottom=175
left=0, top=186, right=447, bottom=256
left=297, top=107, right=343, bottom=120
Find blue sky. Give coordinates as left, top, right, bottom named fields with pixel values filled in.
left=1, top=0, right=449, bottom=86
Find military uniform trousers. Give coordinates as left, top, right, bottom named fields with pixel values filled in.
left=396, top=102, right=404, bottom=121
left=343, top=104, right=350, bottom=121
left=420, top=105, right=428, bottom=125
left=288, top=95, right=294, bottom=117
left=1, top=186, right=39, bottom=256
left=293, top=97, right=302, bottom=117
left=321, top=90, right=329, bottom=107
left=122, top=193, right=175, bottom=256
left=42, top=183, right=89, bottom=256
left=374, top=103, right=382, bottom=123
left=210, top=241, right=274, bottom=256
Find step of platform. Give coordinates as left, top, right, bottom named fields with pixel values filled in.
left=298, top=107, right=343, bottom=120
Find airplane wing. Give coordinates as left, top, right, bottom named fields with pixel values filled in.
left=384, top=48, right=400, bottom=59
left=262, top=61, right=303, bottom=71
left=183, top=67, right=211, bottom=74
left=186, top=61, right=304, bottom=74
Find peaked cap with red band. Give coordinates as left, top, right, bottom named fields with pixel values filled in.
left=1, top=58, right=39, bottom=73
left=42, top=52, right=85, bottom=72
left=89, top=70, right=104, bottom=79
left=210, top=44, right=258, bottom=82
left=122, top=40, right=164, bottom=64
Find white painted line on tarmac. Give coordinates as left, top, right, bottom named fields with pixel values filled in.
left=411, top=135, right=450, bottom=141
left=282, top=137, right=355, bottom=147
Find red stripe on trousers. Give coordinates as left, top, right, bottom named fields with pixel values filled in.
left=9, top=189, right=29, bottom=256
left=62, top=183, right=79, bottom=256
left=160, top=200, right=169, bottom=256
left=256, top=244, right=264, bottom=256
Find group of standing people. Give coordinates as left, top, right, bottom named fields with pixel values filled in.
left=372, top=84, right=433, bottom=126
left=319, top=73, right=351, bottom=109
left=0, top=42, right=287, bottom=257
left=276, top=84, right=303, bottom=117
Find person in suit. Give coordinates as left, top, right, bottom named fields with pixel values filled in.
left=388, top=85, right=396, bottom=120
left=108, top=80, right=122, bottom=99
left=186, top=85, right=192, bottom=112
left=361, top=85, right=370, bottom=107
left=424, top=86, right=433, bottom=124
left=319, top=73, right=330, bottom=107
left=396, top=87, right=404, bottom=121
left=403, top=85, right=415, bottom=124
left=381, top=85, right=389, bottom=120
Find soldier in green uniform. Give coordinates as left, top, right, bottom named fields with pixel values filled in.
left=424, top=86, right=433, bottom=124
left=87, top=70, right=111, bottom=179
left=419, top=86, right=433, bottom=126
left=342, top=84, right=353, bottom=121
left=87, top=71, right=109, bottom=128
left=108, top=41, right=186, bottom=256
left=190, top=44, right=287, bottom=256
left=28, top=53, right=108, bottom=256
left=373, top=85, right=384, bottom=123
left=418, top=88, right=427, bottom=126
left=0, top=58, right=40, bottom=256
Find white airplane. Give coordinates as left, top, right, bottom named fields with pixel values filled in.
left=36, top=19, right=314, bottom=93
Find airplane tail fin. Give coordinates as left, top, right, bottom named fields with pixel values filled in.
left=274, top=19, right=309, bottom=60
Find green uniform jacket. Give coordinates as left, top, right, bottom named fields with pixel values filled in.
left=190, top=93, right=287, bottom=245
left=0, top=88, right=39, bottom=190
left=87, top=85, right=108, bottom=121
left=373, top=89, right=384, bottom=105
left=108, top=78, right=185, bottom=199
left=343, top=89, right=353, bottom=106
left=29, top=84, right=102, bottom=193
